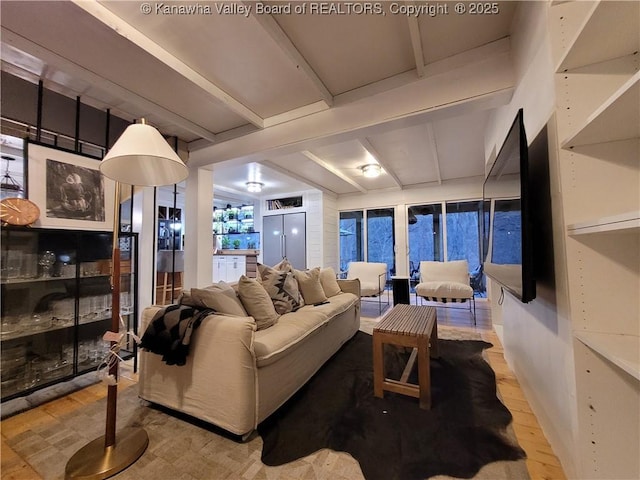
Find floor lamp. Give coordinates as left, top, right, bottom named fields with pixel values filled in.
left=65, top=120, right=188, bottom=479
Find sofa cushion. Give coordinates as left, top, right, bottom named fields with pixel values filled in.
left=319, top=267, right=342, bottom=298
left=253, top=292, right=358, bottom=367
left=294, top=267, right=328, bottom=305
left=259, top=267, right=303, bottom=315
left=237, top=276, right=280, bottom=330
left=185, top=282, right=248, bottom=317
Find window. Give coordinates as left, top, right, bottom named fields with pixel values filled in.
left=339, top=211, right=363, bottom=273
left=340, top=208, right=396, bottom=280
left=446, top=200, right=485, bottom=296
left=366, top=208, right=395, bottom=278
left=407, top=204, right=443, bottom=284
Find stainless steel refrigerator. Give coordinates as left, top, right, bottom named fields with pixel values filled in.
left=263, top=212, right=306, bottom=269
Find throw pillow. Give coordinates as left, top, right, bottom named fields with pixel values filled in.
left=272, top=258, right=293, bottom=272
left=259, top=265, right=303, bottom=314
left=294, top=267, right=328, bottom=305
left=319, top=267, right=342, bottom=298
left=190, top=282, right=248, bottom=317
left=237, top=275, right=280, bottom=330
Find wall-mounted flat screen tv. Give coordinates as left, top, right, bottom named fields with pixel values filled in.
left=482, top=109, right=535, bottom=303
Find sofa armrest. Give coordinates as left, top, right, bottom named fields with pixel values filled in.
left=139, top=306, right=259, bottom=435
left=337, top=278, right=361, bottom=297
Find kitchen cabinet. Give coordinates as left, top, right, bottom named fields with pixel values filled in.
left=213, top=255, right=246, bottom=283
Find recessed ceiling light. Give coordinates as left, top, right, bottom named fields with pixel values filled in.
left=361, top=164, right=381, bottom=178
left=246, top=181, right=264, bottom=193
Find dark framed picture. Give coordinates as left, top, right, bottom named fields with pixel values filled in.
left=26, top=142, right=115, bottom=230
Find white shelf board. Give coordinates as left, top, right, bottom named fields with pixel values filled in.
left=575, top=331, right=640, bottom=381
left=562, top=72, right=640, bottom=148
left=568, top=211, right=640, bottom=235
left=557, top=0, right=640, bottom=72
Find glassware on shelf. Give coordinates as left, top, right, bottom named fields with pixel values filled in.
left=20, top=254, right=38, bottom=279
left=38, top=251, right=56, bottom=278
left=1, top=316, right=22, bottom=337
left=23, top=313, right=52, bottom=331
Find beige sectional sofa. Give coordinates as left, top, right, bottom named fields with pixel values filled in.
left=138, top=276, right=360, bottom=438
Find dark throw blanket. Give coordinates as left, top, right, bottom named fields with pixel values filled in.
left=258, top=331, right=526, bottom=480
left=140, top=304, right=213, bottom=366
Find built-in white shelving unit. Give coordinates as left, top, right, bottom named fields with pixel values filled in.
left=552, top=1, right=640, bottom=478
left=561, top=72, right=639, bottom=148
left=574, top=331, right=640, bottom=381
left=567, top=211, right=640, bottom=236
left=556, top=0, right=640, bottom=72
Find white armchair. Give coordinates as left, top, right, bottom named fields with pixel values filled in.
left=415, top=260, right=476, bottom=324
left=346, top=261, right=390, bottom=314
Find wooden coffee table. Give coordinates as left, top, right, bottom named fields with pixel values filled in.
left=373, top=304, right=438, bottom=409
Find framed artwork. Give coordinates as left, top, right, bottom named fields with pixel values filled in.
left=26, top=142, right=115, bottom=230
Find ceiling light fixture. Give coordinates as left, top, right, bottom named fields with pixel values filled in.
left=361, top=164, right=381, bottom=178
left=246, top=181, right=264, bottom=193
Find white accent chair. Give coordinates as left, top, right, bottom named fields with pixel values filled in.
left=346, top=261, right=389, bottom=314
left=414, top=260, right=476, bottom=324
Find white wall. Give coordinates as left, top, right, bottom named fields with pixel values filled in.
left=483, top=2, right=577, bottom=477
left=322, top=193, right=339, bottom=270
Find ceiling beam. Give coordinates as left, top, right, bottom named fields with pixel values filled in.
left=1, top=28, right=219, bottom=143
left=189, top=38, right=514, bottom=167
left=263, top=101, right=330, bottom=128
left=246, top=5, right=334, bottom=108
left=301, top=151, right=368, bottom=193
left=261, top=160, right=336, bottom=196
left=406, top=4, right=426, bottom=78
left=425, top=124, right=442, bottom=184
left=70, top=0, right=264, bottom=128
left=358, top=137, right=403, bottom=189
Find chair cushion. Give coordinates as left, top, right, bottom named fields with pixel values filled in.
left=347, top=262, right=386, bottom=297
left=419, top=260, right=469, bottom=285
left=415, top=281, right=473, bottom=300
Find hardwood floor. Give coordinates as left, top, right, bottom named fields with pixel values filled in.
left=405, top=298, right=567, bottom=480
left=1, top=298, right=567, bottom=480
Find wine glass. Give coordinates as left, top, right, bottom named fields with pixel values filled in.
left=38, top=251, right=56, bottom=278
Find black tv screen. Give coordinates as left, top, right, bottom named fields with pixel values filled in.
left=483, top=109, right=535, bottom=303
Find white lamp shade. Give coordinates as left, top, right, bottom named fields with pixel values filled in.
left=100, top=123, right=188, bottom=186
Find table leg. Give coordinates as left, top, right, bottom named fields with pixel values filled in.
left=417, top=335, right=431, bottom=409
left=430, top=319, right=439, bottom=358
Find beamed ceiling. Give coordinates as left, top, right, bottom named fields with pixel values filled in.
left=0, top=0, right=519, bottom=201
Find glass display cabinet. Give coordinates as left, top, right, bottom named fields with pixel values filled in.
left=0, top=226, right=138, bottom=401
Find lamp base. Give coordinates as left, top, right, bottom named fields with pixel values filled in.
left=65, top=427, right=149, bottom=480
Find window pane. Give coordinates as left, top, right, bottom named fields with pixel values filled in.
left=446, top=201, right=485, bottom=296
left=366, top=208, right=395, bottom=278
left=339, top=211, right=363, bottom=273
left=408, top=204, right=443, bottom=283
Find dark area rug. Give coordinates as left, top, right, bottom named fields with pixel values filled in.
left=258, top=331, right=526, bottom=480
